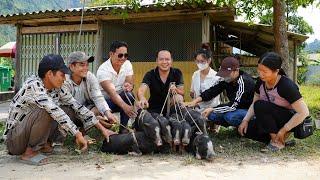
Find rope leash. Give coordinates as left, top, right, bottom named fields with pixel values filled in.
left=171, top=91, right=203, bottom=134
left=160, top=89, right=171, bottom=116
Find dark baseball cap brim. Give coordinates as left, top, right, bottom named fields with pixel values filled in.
left=60, top=64, right=71, bottom=74
left=87, top=56, right=94, bottom=63
left=217, top=69, right=232, bottom=77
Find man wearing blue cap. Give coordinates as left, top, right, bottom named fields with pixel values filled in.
left=3, top=54, right=93, bottom=165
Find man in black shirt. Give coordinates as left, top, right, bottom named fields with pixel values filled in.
left=137, top=49, right=184, bottom=115
left=184, top=57, right=255, bottom=129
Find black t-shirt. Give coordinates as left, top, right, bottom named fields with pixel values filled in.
left=255, top=76, right=302, bottom=109
left=142, top=67, right=184, bottom=114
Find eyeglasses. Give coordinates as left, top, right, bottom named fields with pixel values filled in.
left=117, top=53, right=129, bottom=59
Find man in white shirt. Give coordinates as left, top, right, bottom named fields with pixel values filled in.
left=97, top=41, right=135, bottom=133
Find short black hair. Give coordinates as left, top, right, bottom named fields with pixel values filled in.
left=156, top=49, right=172, bottom=58
left=194, top=43, right=212, bottom=59
left=109, top=40, right=128, bottom=52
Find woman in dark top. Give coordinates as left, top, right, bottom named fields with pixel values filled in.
left=238, top=52, right=309, bottom=151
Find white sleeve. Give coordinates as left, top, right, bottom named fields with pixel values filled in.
left=190, top=72, right=196, bottom=92
left=97, top=64, right=112, bottom=83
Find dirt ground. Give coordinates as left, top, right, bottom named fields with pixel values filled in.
left=1, top=142, right=320, bottom=180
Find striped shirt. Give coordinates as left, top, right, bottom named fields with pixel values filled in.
left=3, top=75, right=98, bottom=139
left=200, top=71, right=255, bottom=113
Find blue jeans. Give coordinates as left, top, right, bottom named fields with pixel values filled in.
left=207, top=109, right=248, bottom=127
left=105, top=91, right=135, bottom=128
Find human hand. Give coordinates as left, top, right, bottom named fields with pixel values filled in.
left=182, top=100, right=198, bottom=108
left=123, top=104, right=137, bottom=118
left=169, top=83, right=177, bottom=94
left=104, top=110, right=118, bottom=124
left=123, top=82, right=133, bottom=92
left=201, top=107, right=214, bottom=118
left=238, top=120, right=249, bottom=136
left=102, top=129, right=117, bottom=143
left=275, top=128, right=287, bottom=145
left=138, top=99, right=149, bottom=109
left=75, top=132, right=88, bottom=152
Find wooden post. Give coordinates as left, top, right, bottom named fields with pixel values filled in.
left=202, top=13, right=210, bottom=43
left=95, top=21, right=104, bottom=68
left=293, top=40, right=297, bottom=83
left=212, top=24, right=218, bottom=70
left=14, top=24, right=22, bottom=93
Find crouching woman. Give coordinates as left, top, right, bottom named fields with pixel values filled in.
left=238, top=52, right=309, bottom=151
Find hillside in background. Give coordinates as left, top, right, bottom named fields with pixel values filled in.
left=0, top=0, right=81, bottom=46
left=305, top=39, right=320, bottom=53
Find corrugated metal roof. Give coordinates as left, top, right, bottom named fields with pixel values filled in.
left=217, top=21, right=309, bottom=56
left=0, top=1, right=218, bottom=23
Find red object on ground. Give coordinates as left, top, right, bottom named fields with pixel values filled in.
left=0, top=42, right=16, bottom=58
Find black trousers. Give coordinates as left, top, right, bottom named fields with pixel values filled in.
left=244, top=100, right=295, bottom=144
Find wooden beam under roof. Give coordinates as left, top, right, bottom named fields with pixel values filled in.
left=1, top=8, right=234, bottom=26
left=21, top=24, right=98, bottom=34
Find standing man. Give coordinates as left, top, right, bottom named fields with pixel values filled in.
left=137, top=49, right=184, bottom=115
left=184, top=57, right=255, bottom=131
left=63, top=51, right=118, bottom=130
left=4, top=54, right=89, bottom=166
left=97, top=41, right=135, bottom=133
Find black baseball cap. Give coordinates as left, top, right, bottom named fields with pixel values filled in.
left=38, top=54, right=70, bottom=77
left=217, top=57, right=240, bottom=77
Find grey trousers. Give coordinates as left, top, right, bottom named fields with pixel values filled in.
left=6, top=106, right=76, bottom=155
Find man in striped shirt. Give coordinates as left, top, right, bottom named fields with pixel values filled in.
left=184, top=57, right=255, bottom=131
left=3, top=54, right=99, bottom=165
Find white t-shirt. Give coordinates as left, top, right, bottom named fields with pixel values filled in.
left=96, top=58, right=134, bottom=96
left=191, top=68, right=221, bottom=112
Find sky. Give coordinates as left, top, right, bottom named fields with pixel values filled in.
left=298, top=5, right=320, bottom=43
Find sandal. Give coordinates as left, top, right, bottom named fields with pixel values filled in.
left=260, top=143, right=283, bottom=153
left=20, top=153, right=48, bottom=166
left=285, top=139, right=296, bottom=147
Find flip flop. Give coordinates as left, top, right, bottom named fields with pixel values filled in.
left=260, top=143, right=283, bottom=153
left=20, top=154, right=48, bottom=166
left=285, top=139, right=296, bottom=147
left=42, top=145, right=69, bottom=155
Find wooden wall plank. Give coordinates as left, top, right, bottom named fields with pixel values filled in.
left=21, top=24, right=98, bottom=34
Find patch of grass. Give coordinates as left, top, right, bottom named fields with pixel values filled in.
left=300, top=85, right=320, bottom=118
left=182, top=154, right=205, bottom=166
left=0, top=122, right=4, bottom=144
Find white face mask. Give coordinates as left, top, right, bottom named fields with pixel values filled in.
left=197, top=63, right=209, bottom=71
left=223, top=77, right=233, bottom=83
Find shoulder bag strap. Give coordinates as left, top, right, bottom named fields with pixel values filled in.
left=263, top=82, right=271, bottom=102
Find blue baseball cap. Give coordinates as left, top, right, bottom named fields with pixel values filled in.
left=38, top=54, right=70, bottom=76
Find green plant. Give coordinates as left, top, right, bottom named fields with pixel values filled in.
left=297, top=66, right=308, bottom=84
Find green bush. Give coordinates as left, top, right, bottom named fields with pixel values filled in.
left=297, top=66, right=308, bottom=84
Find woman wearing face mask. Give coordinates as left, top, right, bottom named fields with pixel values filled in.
left=190, top=43, right=221, bottom=112
left=184, top=55, right=256, bottom=133
left=238, top=52, right=309, bottom=152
